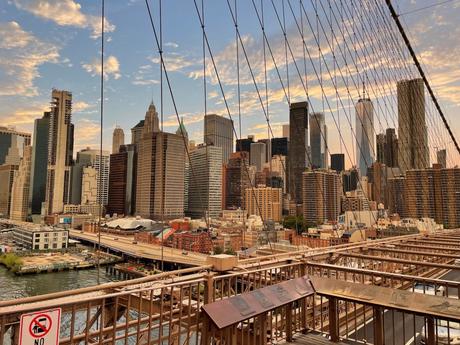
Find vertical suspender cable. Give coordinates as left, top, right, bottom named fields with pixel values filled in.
left=159, top=0, right=164, bottom=272
left=97, top=0, right=105, bottom=286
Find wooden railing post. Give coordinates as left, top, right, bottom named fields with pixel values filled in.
left=426, top=316, right=435, bottom=345
left=300, top=262, right=308, bottom=334
left=328, top=297, right=339, bottom=342
left=286, top=303, right=293, bottom=342
left=204, top=272, right=216, bottom=305
left=373, top=306, right=385, bottom=345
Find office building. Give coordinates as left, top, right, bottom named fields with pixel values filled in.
left=245, top=185, right=282, bottom=222
left=29, top=112, right=50, bottom=215
left=0, top=126, right=31, bottom=166
left=310, top=112, right=328, bottom=169
left=10, top=146, right=32, bottom=221
left=330, top=153, right=345, bottom=173
left=112, top=126, right=125, bottom=154
left=81, top=166, right=98, bottom=205
left=440, top=167, right=460, bottom=228
left=355, top=92, right=375, bottom=175
left=342, top=168, right=359, bottom=193
left=45, top=89, right=74, bottom=215
left=288, top=101, right=308, bottom=204
left=136, top=109, right=185, bottom=220
left=271, top=137, right=288, bottom=157
left=224, top=151, right=252, bottom=210
left=302, top=169, right=341, bottom=225
left=236, top=135, right=254, bottom=153
left=437, top=149, right=447, bottom=169
left=187, top=145, right=222, bottom=219
left=71, top=148, right=110, bottom=206
left=131, top=120, right=144, bottom=145
left=12, top=226, right=68, bottom=250
left=387, top=176, right=406, bottom=217
left=376, top=128, right=398, bottom=168
left=0, top=164, right=18, bottom=218
left=367, top=162, right=387, bottom=206
left=107, top=144, right=137, bottom=216
left=282, top=124, right=290, bottom=139
left=204, top=114, right=233, bottom=164
left=250, top=142, right=266, bottom=172
left=397, top=78, right=429, bottom=172
left=270, top=154, right=287, bottom=193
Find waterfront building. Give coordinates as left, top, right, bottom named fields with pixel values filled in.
left=204, top=114, right=233, bottom=165
left=302, top=169, right=341, bottom=225
left=245, top=185, right=282, bottom=222
left=112, top=126, right=125, bottom=154
left=330, top=153, right=345, bottom=173
left=355, top=92, right=375, bottom=176
left=187, top=145, right=222, bottom=219
left=10, top=146, right=32, bottom=221
left=29, top=112, right=50, bottom=215
left=288, top=101, right=308, bottom=205
left=107, top=144, right=137, bottom=216
left=310, top=112, right=328, bottom=169
left=397, top=78, right=429, bottom=172
left=45, top=89, right=74, bottom=215
left=12, top=226, right=68, bottom=250
left=0, top=126, right=31, bottom=166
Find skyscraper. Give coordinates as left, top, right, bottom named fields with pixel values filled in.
left=288, top=101, right=308, bottom=205
left=224, top=151, right=252, bottom=210
left=236, top=135, right=254, bottom=154
left=131, top=120, right=145, bottom=145
left=397, top=78, right=429, bottom=173
left=282, top=124, right=290, bottom=139
left=0, top=126, right=31, bottom=165
left=29, top=112, right=50, bottom=215
left=10, top=146, right=32, bottom=221
left=437, top=149, right=447, bottom=169
left=136, top=105, right=185, bottom=220
left=302, top=169, right=341, bottom=225
left=187, top=145, right=222, bottom=219
left=45, top=89, right=74, bottom=215
left=107, top=144, right=137, bottom=216
left=355, top=93, right=375, bottom=176
left=0, top=164, right=18, bottom=218
left=112, top=126, right=125, bottom=154
left=376, top=134, right=386, bottom=164
left=271, top=137, right=288, bottom=157
left=204, top=114, right=233, bottom=165
left=330, top=153, right=345, bottom=173
left=250, top=142, right=266, bottom=172
left=310, top=112, right=328, bottom=169
left=70, top=148, right=110, bottom=206
left=377, top=129, right=399, bottom=168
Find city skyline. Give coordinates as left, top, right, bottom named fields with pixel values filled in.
left=0, top=1, right=459, bottom=168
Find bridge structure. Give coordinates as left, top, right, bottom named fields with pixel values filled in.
left=1, top=229, right=460, bottom=345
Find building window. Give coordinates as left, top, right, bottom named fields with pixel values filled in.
left=44, top=244, right=48, bottom=249
left=34, top=245, right=39, bottom=250
left=52, top=243, right=57, bottom=249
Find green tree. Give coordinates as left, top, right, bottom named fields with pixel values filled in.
left=213, top=246, right=224, bottom=255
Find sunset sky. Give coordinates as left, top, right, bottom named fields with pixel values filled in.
left=1, top=0, right=459, bottom=167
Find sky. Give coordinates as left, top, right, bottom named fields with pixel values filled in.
left=0, top=0, right=459, bottom=167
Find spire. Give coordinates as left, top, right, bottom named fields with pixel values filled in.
left=144, top=101, right=159, bottom=134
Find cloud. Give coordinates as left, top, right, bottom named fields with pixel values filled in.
left=12, top=0, right=115, bottom=39
left=73, top=101, right=93, bottom=112
left=164, top=42, right=179, bottom=49
left=1, top=104, right=49, bottom=129
left=0, top=21, right=60, bottom=96
left=82, top=55, right=121, bottom=80
left=73, top=118, right=101, bottom=150
left=150, top=52, right=199, bottom=73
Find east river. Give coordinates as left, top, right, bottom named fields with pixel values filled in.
left=0, top=265, right=120, bottom=301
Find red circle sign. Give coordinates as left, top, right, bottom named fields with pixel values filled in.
left=29, top=314, right=52, bottom=338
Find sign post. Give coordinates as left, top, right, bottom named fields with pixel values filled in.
left=19, top=308, right=61, bottom=345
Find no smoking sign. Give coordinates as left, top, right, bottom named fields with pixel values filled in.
left=19, top=308, right=61, bottom=345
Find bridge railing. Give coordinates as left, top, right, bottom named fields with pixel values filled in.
left=1, top=259, right=460, bottom=345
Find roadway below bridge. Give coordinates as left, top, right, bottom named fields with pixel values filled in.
left=347, top=268, right=460, bottom=345
left=69, top=230, right=208, bottom=267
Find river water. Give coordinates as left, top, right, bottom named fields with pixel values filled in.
left=0, top=265, right=120, bottom=301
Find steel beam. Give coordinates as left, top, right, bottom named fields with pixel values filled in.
left=368, top=247, right=460, bottom=259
